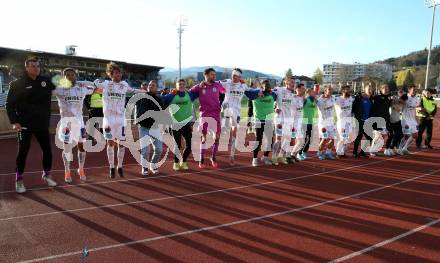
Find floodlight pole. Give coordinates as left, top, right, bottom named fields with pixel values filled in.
left=425, top=2, right=438, bottom=90
left=177, top=24, right=183, bottom=80
left=177, top=18, right=187, bottom=80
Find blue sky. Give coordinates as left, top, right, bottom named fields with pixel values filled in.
left=1, top=0, right=438, bottom=77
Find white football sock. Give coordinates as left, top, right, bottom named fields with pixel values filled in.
left=62, top=150, right=72, bottom=173
left=78, top=151, right=86, bottom=170
left=272, top=140, right=281, bottom=158
left=230, top=136, right=236, bottom=159
left=117, top=146, right=125, bottom=168
left=107, top=145, right=115, bottom=168
left=404, top=137, right=414, bottom=150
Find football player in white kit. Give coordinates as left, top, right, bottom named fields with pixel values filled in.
left=94, top=62, right=147, bottom=178
left=316, top=85, right=337, bottom=160
left=289, top=83, right=306, bottom=163
left=272, top=77, right=296, bottom=165
left=399, top=85, right=419, bottom=155
left=219, top=68, right=251, bottom=165
left=334, top=85, right=355, bottom=158
left=53, top=68, right=97, bottom=183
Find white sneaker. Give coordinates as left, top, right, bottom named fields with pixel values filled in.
left=141, top=168, right=149, bottom=176
left=15, top=181, right=26, bottom=194
left=42, top=175, right=57, bottom=187
left=64, top=176, right=73, bottom=184
left=370, top=152, right=377, bottom=157
left=252, top=158, right=259, bottom=167
left=78, top=169, right=87, bottom=182
left=149, top=168, right=159, bottom=175
left=384, top=149, right=391, bottom=156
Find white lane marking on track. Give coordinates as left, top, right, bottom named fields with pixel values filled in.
left=0, top=198, right=38, bottom=245
left=0, top=163, right=251, bottom=195
left=0, top=152, right=242, bottom=176
left=1, top=157, right=398, bottom=221
left=0, top=151, right=415, bottom=194
left=328, top=218, right=440, bottom=263
left=17, top=168, right=440, bottom=263
left=0, top=153, right=255, bottom=194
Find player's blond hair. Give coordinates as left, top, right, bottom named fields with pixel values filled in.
left=106, top=62, right=121, bottom=76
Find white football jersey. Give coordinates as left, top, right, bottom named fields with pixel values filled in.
left=293, top=95, right=305, bottom=119
left=274, top=87, right=296, bottom=118
left=317, top=95, right=336, bottom=123
left=95, top=80, right=138, bottom=119
left=220, top=79, right=249, bottom=117
left=53, top=81, right=95, bottom=120
left=334, top=96, right=354, bottom=119
left=402, top=95, right=419, bottom=122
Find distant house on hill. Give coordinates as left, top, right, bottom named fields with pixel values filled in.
left=292, top=75, right=314, bottom=88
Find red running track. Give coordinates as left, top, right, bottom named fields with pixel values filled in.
left=0, top=122, right=439, bottom=263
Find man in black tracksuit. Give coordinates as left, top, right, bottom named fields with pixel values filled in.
left=370, top=84, right=392, bottom=156
left=6, top=58, right=58, bottom=193
left=352, top=84, right=374, bottom=158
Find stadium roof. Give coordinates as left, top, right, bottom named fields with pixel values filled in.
left=0, top=46, right=163, bottom=70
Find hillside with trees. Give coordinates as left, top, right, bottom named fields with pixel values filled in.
left=378, top=45, right=440, bottom=91
left=379, top=45, right=440, bottom=68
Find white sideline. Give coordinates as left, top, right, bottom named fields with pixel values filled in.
left=2, top=157, right=397, bottom=221
left=0, top=152, right=242, bottom=176
left=329, top=218, right=440, bottom=262
left=0, top=153, right=252, bottom=194
left=16, top=168, right=440, bottom=263
left=0, top=151, right=415, bottom=194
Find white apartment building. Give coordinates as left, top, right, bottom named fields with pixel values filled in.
left=323, top=62, right=392, bottom=84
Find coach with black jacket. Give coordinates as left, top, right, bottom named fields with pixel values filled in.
left=371, top=85, right=392, bottom=129
left=352, top=84, right=374, bottom=158
left=370, top=84, right=391, bottom=155
left=136, top=80, right=166, bottom=176
left=5, top=58, right=58, bottom=193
